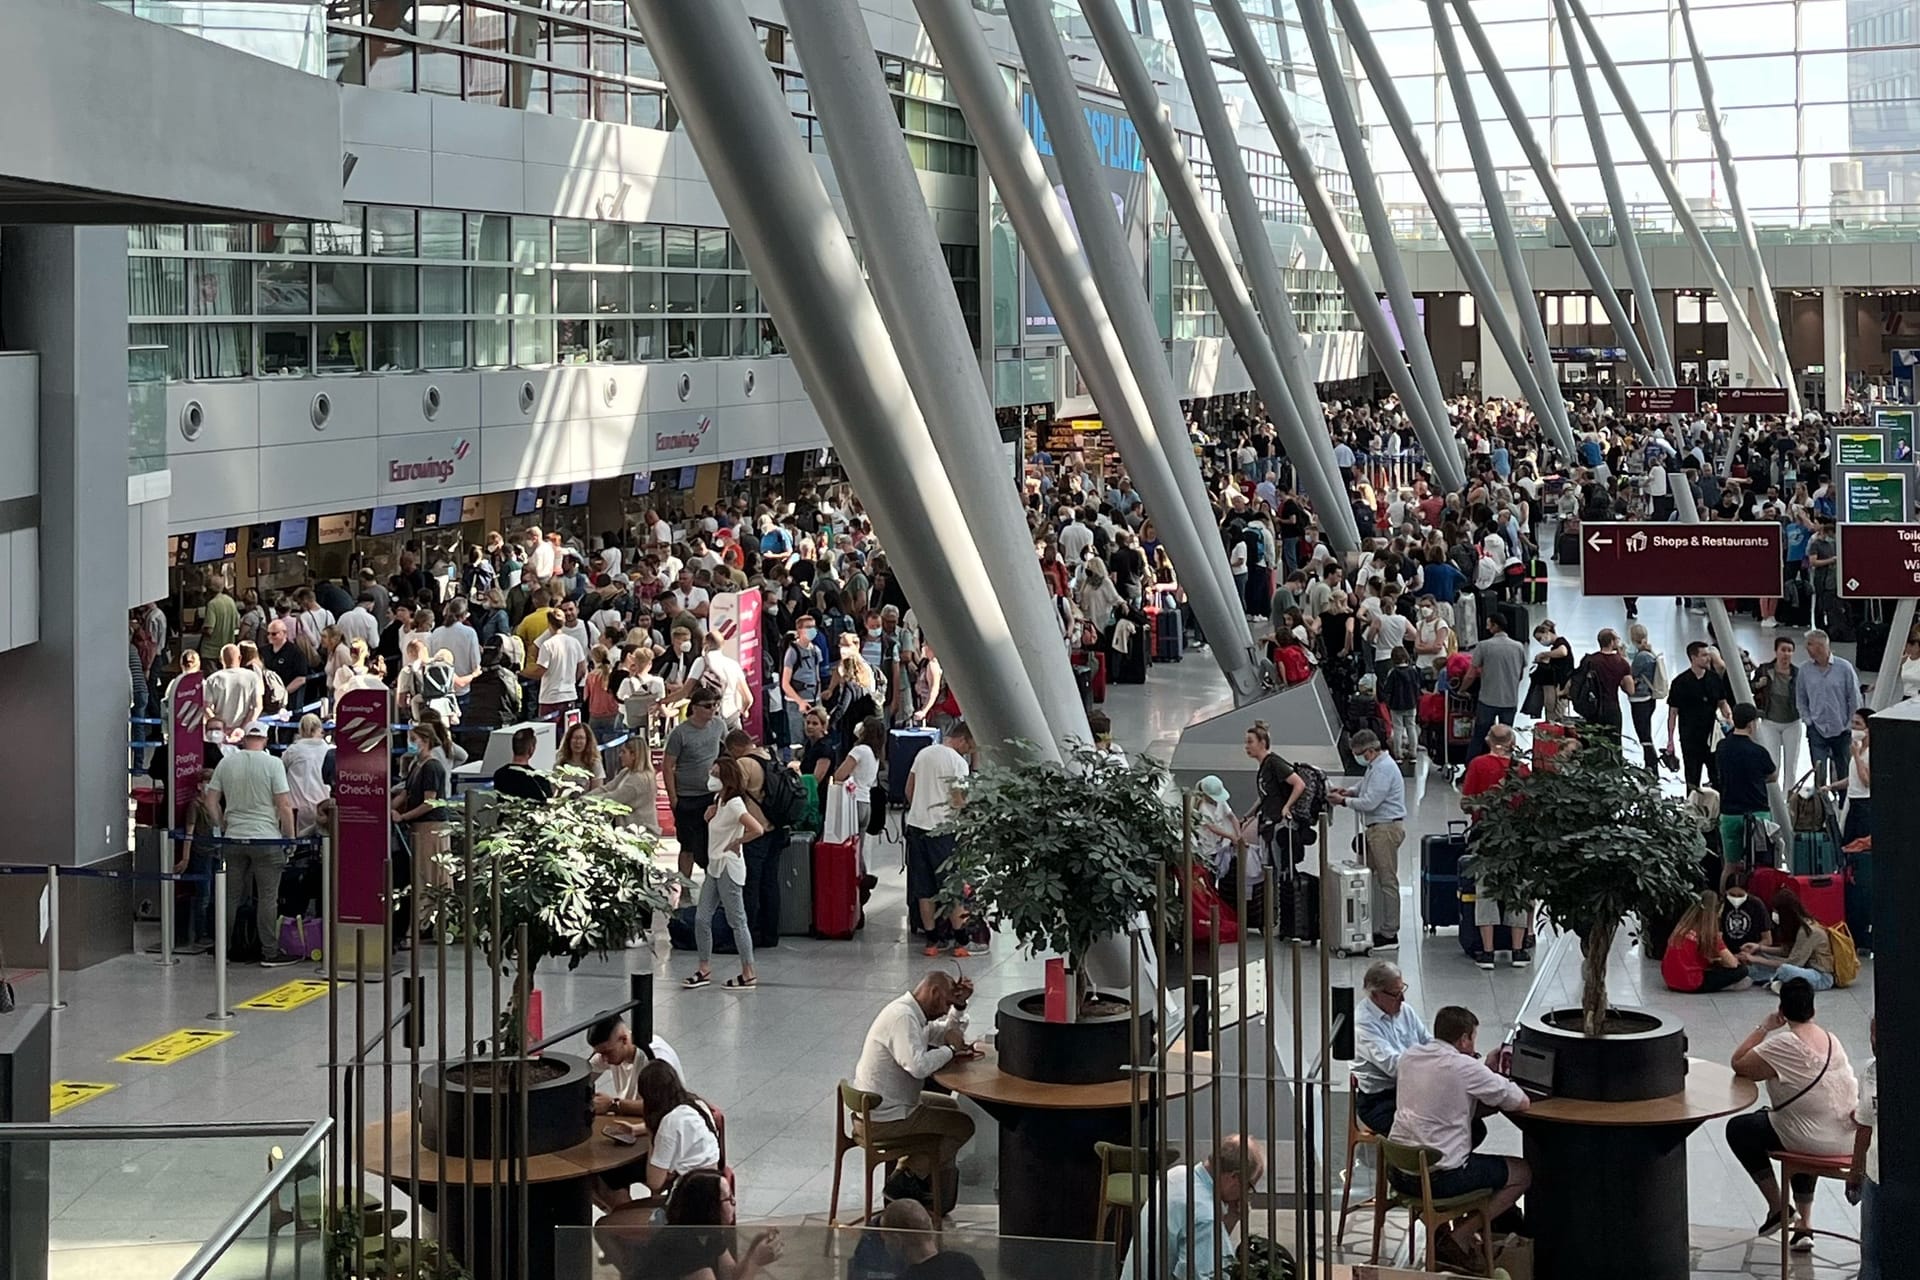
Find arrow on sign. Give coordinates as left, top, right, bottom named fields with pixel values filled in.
left=1588, top=530, right=1612, bottom=554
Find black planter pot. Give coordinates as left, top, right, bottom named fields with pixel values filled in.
left=993, top=990, right=1149, bottom=1086
left=418, top=1051, right=593, bottom=1158
left=1513, top=1005, right=1687, bottom=1102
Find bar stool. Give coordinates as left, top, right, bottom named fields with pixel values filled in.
left=1768, top=1150, right=1859, bottom=1279
left=1338, top=1073, right=1385, bottom=1242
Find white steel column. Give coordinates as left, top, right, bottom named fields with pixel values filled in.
left=1561, top=0, right=1784, bottom=389
left=1079, top=0, right=1359, bottom=552
left=1207, top=0, right=1467, bottom=491
left=918, top=0, right=1264, bottom=697
left=1675, top=0, right=1799, bottom=416
left=1446, top=0, right=1656, bottom=385
left=789, top=0, right=1091, bottom=745
left=1824, top=286, right=1848, bottom=412
left=1327, top=0, right=1575, bottom=457
left=624, top=0, right=1058, bottom=758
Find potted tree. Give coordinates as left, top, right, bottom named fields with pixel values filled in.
left=417, top=769, right=681, bottom=1158
left=1462, top=735, right=1702, bottom=1101
left=936, top=742, right=1182, bottom=1085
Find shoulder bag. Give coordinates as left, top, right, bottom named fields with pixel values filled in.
left=1768, top=1032, right=1834, bottom=1115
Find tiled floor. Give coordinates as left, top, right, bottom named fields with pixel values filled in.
left=13, top=562, right=1879, bottom=1278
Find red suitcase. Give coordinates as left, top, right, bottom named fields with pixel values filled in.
left=812, top=837, right=859, bottom=940
left=1089, top=652, right=1107, bottom=703
left=1791, top=873, right=1845, bottom=927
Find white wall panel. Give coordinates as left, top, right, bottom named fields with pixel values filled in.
left=429, top=94, right=523, bottom=161
left=128, top=494, right=169, bottom=609
left=167, top=381, right=260, bottom=454
left=0, top=353, right=38, bottom=503
left=7, top=528, right=35, bottom=650
left=723, top=401, right=783, bottom=457
left=479, top=369, right=547, bottom=427
left=479, top=423, right=539, bottom=490
left=261, top=376, right=378, bottom=447
left=342, top=143, right=434, bottom=209
left=255, top=440, right=376, bottom=514
left=342, top=84, right=432, bottom=150
left=378, top=372, right=481, bottom=436
left=432, top=152, right=524, bottom=214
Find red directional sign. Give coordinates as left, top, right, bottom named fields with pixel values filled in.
left=1838, top=523, right=1920, bottom=598
left=1624, top=387, right=1699, bottom=415
left=1579, top=522, right=1783, bottom=598
left=1710, top=388, right=1791, bottom=414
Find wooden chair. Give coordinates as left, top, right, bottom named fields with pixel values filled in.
left=1769, top=1150, right=1860, bottom=1280
left=1337, top=1073, right=1386, bottom=1242
left=1092, top=1142, right=1179, bottom=1244
left=1369, top=1139, right=1497, bottom=1274
left=829, top=1081, right=947, bottom=1230
left=264, top=1143, right=394, bottom=1276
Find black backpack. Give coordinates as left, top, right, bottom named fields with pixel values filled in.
left=420, top=660, right=456, bottom=701
left=758, top=760, right=806, bottom=829
left=1569, top=656, right=1605, bottom=722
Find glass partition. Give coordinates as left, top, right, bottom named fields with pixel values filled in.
left=560, top=1224, right=1116, bottom=1280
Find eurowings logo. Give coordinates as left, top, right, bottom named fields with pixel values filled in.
left=339, top=708, right=389, bottom=755
left=178, top=701, right=205, bottom=732
left=655, top=414, right=714, bottom=455
left=389, top=438, right=471, bottom=485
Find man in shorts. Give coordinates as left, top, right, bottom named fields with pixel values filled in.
left=1389, top=1006, right=1532, bottom=1265
left=904, top=720, right=975, bottom=956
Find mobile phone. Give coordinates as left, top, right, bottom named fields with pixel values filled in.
left=604, top=1126, right=639, bottom=1146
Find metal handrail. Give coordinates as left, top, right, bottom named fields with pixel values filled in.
left=0, top=1121, right=317, bottom=1141
left=172, top=1116, right=334, bottom=1280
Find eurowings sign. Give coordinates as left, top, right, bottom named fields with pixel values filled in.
left=382, top=432, right=475, bottom=496
left=652, top=410, right=720, bottom=461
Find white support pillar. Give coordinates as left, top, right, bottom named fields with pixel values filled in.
left=1481, top=289, right=1529, bottom=402
left=1823, top=286, right=1848, bottom=413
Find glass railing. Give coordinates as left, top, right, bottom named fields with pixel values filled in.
left=92, top=2, right=327, bottom=76
left=561, top=1224, right=1118, bottom=1280
left=0, top=1119, right=328, bottom=1280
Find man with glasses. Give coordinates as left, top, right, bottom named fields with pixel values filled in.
left=1353, top=960, right=1429, bottom=1137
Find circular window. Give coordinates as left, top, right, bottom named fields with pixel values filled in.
left=423, top=385, right=443, bottom=420
left=519, top=380, right=537, bottom=414
left=310, top=392, right=333, bottom=430
left=743, top=369, right=757, bottom=398
left=604, top=376, right=619, bottom=407
left=178, top=400, right=205, bottom=442
left=677, top=372, right=693, bottom=402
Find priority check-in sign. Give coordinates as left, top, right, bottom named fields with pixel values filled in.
left=1579, top=522, right=1783, bottom=599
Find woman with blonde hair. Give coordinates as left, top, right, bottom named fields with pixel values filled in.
left=1626, top=623, right=1663, bottom=771
left=1661, top=890, right=1750, bottom=993
left=598, top=737, right=660, bottom=834
left=283, top=713, right=333, bottom=834
left=332, top=636, right=383, bottom=701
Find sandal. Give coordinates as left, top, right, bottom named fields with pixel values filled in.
left=682, top=971, right=712, bottom=989
left=724, top=975, right=757, bottom=990
left=1790, top=1229, right=1814, bottom=1253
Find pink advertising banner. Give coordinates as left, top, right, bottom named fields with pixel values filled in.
left=333, top=687, right=393, bottom=926
left=169, top=672, right=205, bottom=829
left=710, top=588, right=764, bottom=741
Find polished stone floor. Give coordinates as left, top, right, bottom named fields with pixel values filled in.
left=11, top=562, right=1881, bottom=1279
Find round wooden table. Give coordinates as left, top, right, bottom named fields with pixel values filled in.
left=1512, top=1058, right=1759, bottom=1280
left=364, top=1110, right=647, bottom=1280
left=933, top=1047, right=1211, bottom=1242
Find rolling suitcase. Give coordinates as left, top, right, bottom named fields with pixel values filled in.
left=887, top=727, right=938, bottom=806
left=778, top=832, right=814, bottom=936
left=1109, top=633, right=1149, bottom=684
left=1149, top=605, right=1184, bottom=662
left=1790, top=872, right=1846, bottom=927
left=1088, top=651, right=1107, bottom=702
left=812, top=837, right=859, bottom=940
left=1324, top=864, right=1373, bottom=958
left=1493, top=599, right=1529, bottom=641
left=1420, top=821, right=1467, bottom=932
left=1555, top=528, right=1581, bottom=565
left=1276, top=868, right=1319, bottom=943
left=1454, top=592, right=1479, bottom=650
left=1522, top=557, right=1548, bottom=606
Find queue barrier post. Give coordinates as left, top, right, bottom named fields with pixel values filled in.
left=210, top=852, right=232, bottom=1021
left=45, top=866, right=64, bottom=1011
left=156, top=853, right=177, bottom=968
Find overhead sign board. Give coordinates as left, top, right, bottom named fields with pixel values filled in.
left=1838, top=523, right=1920, bottom=598
left=1835, top=431, right=1891, bottom=467
left=1873, top=406, right=1917, bottom=461
left=1624, top=387, right=1698, bottom=414
left=1579, top=522, right=1783, bottom=598
left=1710, top=388, right=1791, bottom=414
left=1839, top=469, right=1912, bottom=523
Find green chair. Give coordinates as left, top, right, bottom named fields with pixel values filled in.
left=829, top=1081, right=947, bottom=1231
left=1368, top=1139, right=1497, bottom=1275
left=1092, top=1142, right=1180, bottom=1244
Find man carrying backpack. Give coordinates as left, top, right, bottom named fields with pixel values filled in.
left=1571, top=628, right=1634, bottom=731
left=723, top=730, right=806, bottom=947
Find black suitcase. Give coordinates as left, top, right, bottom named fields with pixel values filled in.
left=1456, top=856, right=1521, bottom=954
left=1777, top=579, right=1811, bottom=628
left=1276, top=869, right=1319, bottom=942
left=1522, top=557, right=1548, bottom=606
left=1072, top=660, right=1094, bottom=714
left=1854, top=603, right=1890, bottom=672
left=1421, top=822, right=1467, bottom=932
left=1555, top=529, right=1581, bottom=565
left=1493, top=599, right=1529, bottom=640
left=1109, top=635, right=1148, bottom=684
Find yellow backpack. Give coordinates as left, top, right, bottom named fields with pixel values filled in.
left=1827, top=923, right=1860, bottom=989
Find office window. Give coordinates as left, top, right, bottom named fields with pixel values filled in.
left=421, top=266, right=465, bottom=314
left=257, top=261, right=312, bottom=315
left=1677, top=294, right=1703, bottom=324
left=316, top=324, right=367, bottom=373
left=317, top=263, right=368, bottom=315
left=665, top=226, right=697, bottom=269
left=370, top=322, right=419, bottom=371
left=595, top=222, right=630, bottom=265
left=259, top=325, right=310, bottom=375
left=129, top=258, right=187, bottom=316
left=1564, top=295, right=1588, bottom=325
left=371, top=266, right=419, bottom=314
left=420, top=211, right=464, bottom=259
left=423, top=321, right=467, bottom=370
left=555, top=220, right=593, bottom=264
left=555, top=271, right=592, bottom=314
left=368, top=207, right=417, bottom=256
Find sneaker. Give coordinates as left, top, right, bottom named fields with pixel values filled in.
left=951, top=945, right=972, bottom=959
left=1371, top=934, right=1399, bottom=950
left=1761, top=617, right=1779, bottom=628
left=1756, top=1209, right=1785, bottom=1237
left=1790, top=1229, right=1813, bottom=1253
left=922, top=938, right=952, bottom=957
left=260, top=954, right=299, bottom=968
left=1511, top=949, right=1533, bottom=968
left=1472, top=950, right=1496, bottom=971
left=1770, top=980, right=1783, bottom=995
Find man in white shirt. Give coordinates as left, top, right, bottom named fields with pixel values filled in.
left=205, top=723, right=298, bottom=967
left=428, top=598, right=482, bottom=678
left=531, top=608, right=587, bottom=716
left=905, top=721, right=975, bottom=954
left=671, top=569, right=710, bottom=619
left=1352, top=961, right=1430, bottom=1136
left=557, top=598, right=599, bottom=656
left=647, top=509, right=672, bottom=548
left=1058, top=512, right=1094, bottom=564
left=293, top=587, right=334, bottom=653
left=1388, top=1007, right=1531, bottom=1251
left=851, top=972, right=979, bottom=1197
left=336, top=594, right=381, bottom=650
left=585, top=1015, right=687, bottom=1117
left=676, top=630, right=751, bottom=728
left=525, top=526, right=558, bottom=581
left=203, top=644, right=263, bottom=744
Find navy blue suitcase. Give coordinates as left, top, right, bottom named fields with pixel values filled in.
left=886, top=727, right=938, bottom=806
left=1421, top=821, right=1467, bottom=932
left=1153, top=606, right=1184, bottom=663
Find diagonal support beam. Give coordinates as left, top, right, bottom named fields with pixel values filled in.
left=1445, top=0, right=1655, bottom=385
left=1079, top=0, right=1358, bottom=552
left=1206, top=0, right=1467, bottom=492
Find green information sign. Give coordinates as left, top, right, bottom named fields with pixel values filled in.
left=1841, top=470, right=1911, bottom=524
left=1873, top=407, right=1916, bottom=461
left=1836, top=432, right=1888, bottom=466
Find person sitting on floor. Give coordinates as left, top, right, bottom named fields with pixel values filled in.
left=1741, top=889, right=1837, bottom=991
left=1661, top=890, right=1754, bottom=993
left=1387, top=1006, right=1532, bottom=1266
left=1727, top=977, right=1859, bottom=1250
left=850, top=971, right=982, bottom=1211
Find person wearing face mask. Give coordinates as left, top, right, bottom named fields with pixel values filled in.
left=780, top=616, right=823, bottom=716
left=1411, top=595, right=1454, bottom=669
left=391, top=724, right=450, bottom=944
left=683, top=756, right=762, bottom=990
left=1718, top=873, right=1770, bottom=954
left=1329, top=729, right=1407, bottom=950
left=657, top=622, right=698, bottom=691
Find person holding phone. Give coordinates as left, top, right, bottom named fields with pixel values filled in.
left=850, top=971, right=982, bottom=1209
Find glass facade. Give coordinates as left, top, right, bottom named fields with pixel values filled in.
left=1326, top=0, right=1920, bottom=226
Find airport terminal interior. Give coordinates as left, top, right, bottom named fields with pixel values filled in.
left=2, top=1, right=1918, bottom=1278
